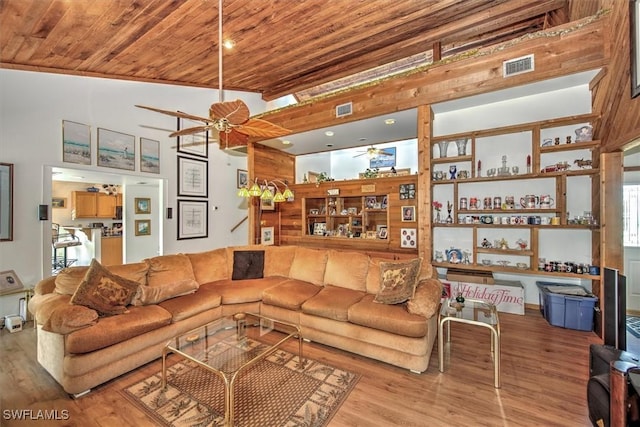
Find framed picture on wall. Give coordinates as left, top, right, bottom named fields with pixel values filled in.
left=62, top=120, right=91, bottom=165
left=135, top=197, right=151, bottom=214
left=52, top=197, right=67, bottom=209
left=140, top=137, right=160, bottom=174
left=261, top=226, right=274, bottom=245
left=134, top=219, right=151, bottom=236
left=177, top=199, right=208, bottom=240
left=97, top=128, right=135, bottom=171
left=237, top=169, right=248, bottom=188
left=177, top=156, right=208, bottom=197
left=177, top=117, right=209, bottom=158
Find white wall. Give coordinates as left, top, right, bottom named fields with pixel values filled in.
left=0, top=69, right=262, bottom=297
left=296, top=139, right=418, bottom=182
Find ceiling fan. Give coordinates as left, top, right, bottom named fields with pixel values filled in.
left=135, top=0, right=289, bottom=149
left=353, top=146, right=395, bottom=159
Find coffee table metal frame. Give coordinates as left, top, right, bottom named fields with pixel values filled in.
left=162, top=312, right=303, bottom=426
left=438, top=297, right=501, bottom=388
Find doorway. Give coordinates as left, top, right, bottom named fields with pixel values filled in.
left=44, top=165, right=163, bottom=275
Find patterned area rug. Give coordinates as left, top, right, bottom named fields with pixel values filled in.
left=120, top=347, right=360, bottom=427
left=628, top=316, right=640, bottom=338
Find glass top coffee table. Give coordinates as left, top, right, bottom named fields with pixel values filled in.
left=162, top=313, right=303, bottom=426
left=438, top=298, right=501, bottom=388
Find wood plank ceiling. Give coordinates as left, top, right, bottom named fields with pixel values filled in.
left=0, top=0, right=600, bottom=102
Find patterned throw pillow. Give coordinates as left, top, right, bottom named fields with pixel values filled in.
left=374, top=258, right=422, bottom=304
left=70, top=259, right=140, bottom=315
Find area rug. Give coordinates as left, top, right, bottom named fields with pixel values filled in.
left=120, top=347, right=360, bottom=427
left=628, top=316, right=640, bottom=338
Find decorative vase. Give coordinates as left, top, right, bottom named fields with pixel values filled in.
left=435, top=211, right=441, bottom=223
left=446, top=207, right=453, bottom=223
left=437, top=141, right=450, bottom=158
left=455, top=138, right=468, bottom=156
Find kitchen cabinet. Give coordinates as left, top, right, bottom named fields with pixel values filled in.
left=100, top=236, right=123, bottom=266
left=72, top=191, right=118, bottom=218
left=429, top=113, right=600, bottom=279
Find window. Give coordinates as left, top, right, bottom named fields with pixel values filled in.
left=624, top=185, right=640, bottom=246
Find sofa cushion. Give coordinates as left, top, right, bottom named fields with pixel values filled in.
left=232, top=250, right=265, bottom=280
left=142, top=254, right=199, bottom=302
left=65, top=305, right=172, bottom=354
left=187, top=248, right=228, bottom=284
left=262, top=279, right=322, bottom=310
left=54, top=266, right=89, bottom=295
left=43, top=303, right=99, bottom=335
left=201, top=277, right=287, bottom=304
left=373, top=258, right=422, bottom=304
left=301, top=285, right=365, bottom=321
left=264, top=245, right=297, bottom=277
left=289, top=247, right=328, bottom=286
left=146, top=253, right=197, bottom=287
left=70, top=259, right=140, bottom=316
left=55, top=263, right=148, bottom=296
left=323, top=250, right=369, bottom=291
left=406, top=278, right=442, bottom=319
left=132, top=279, right=200, bottom=305
left=158, top=285, right=222, bottom=322
left=33, top=293, right=98, bottom=332
left=348, top=294, right=428, bottom=338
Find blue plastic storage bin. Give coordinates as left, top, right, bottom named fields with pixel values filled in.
left=536, top=281, right=598, bottom=331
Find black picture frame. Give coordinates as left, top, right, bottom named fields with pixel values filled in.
left=177, top=117, right=209, bottom=158
left=177, top=156, right=208, bottom=198
left=632, top=0, right=640, bottom=98
left=177, top=199, right=209, bottom=240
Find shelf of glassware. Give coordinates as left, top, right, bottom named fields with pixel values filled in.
left=432, top=220, right=599, bottom=278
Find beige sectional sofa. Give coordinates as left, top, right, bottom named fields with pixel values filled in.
left=29, top=245, right=442, bottom=396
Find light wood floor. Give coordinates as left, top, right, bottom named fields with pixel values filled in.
left=1, top=309, right=604, bottom=427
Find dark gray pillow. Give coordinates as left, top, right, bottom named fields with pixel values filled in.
left=232, top=250, right=265, bottom=280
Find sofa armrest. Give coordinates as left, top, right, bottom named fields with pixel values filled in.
left=35, top=276, right=57, bottom=295
left=406, top=278, right=443, bottom=319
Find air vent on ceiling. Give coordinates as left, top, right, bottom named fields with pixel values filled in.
left=503, top=54, right=534, bottom=77
left=335, top=102, right=353, bottom=118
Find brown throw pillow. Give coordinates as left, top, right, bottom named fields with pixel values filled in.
left=232, top=250, right=265, bottom=280
left=374, top=258, right=422, bottom=305
left=70, top=259, right=140, bottom=316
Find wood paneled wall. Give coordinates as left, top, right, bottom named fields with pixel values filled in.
left=257, top=17, right=609, bottom=136
left=277, top=175, right=419, bottom=257
left=593, top=0, right=640, bottom=151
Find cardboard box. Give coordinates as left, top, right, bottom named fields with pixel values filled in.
left=441, top=276, right=525, bottom=315
left=446, top=268, right=494, bottom=284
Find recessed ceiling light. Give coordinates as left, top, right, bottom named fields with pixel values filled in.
left=325, top=131, right=334, bottom=137
left=282, top=140, right=291, bottom=145
left=359, top=137, right=367, bottom=141
left=384, top=118, right=396, bottom=125
left=223, top=39, right=235, bottom=49
left=326, top=143, right=334, bottom=147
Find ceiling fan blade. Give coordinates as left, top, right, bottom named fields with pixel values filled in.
left=235, top=118, right=290, bottom=138
left=353, top=152, right=367, bottom=158
left=136, top=105, right=211, bottom=123
left=169, top=125, right=213, bottom=138
left=377, top=150, right=394, bottom=156
left=209, top=100, right=250, bottom=125
left=218, top=129, right=249, bottom=149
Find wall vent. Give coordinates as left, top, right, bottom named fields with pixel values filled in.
left=503, top=54, right=534, bottom=77
left=335, top=102, right=353, bottom=118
